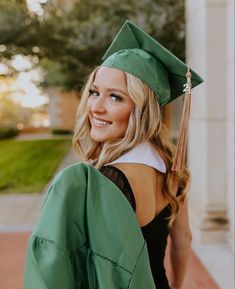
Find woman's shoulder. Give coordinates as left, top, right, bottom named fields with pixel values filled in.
left=107, top=163, right=162, bottom=192
left=100, top=164, right=137, bottom=211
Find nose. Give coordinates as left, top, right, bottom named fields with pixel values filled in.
left=90, top=95, right=106, bottom=113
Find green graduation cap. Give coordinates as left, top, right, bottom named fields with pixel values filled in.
left=101, top=20, right=203, bottom=107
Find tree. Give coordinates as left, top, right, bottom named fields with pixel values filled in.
left=0, top=0, right=185, bottom=90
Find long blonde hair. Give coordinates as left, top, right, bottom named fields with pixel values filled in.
left=73, top=66, right=190, bottom=225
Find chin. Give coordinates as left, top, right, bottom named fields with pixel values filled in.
left=90, top=133, right=119, bottom=143
left=90, top=133, right=108, bottom=143
left=90, top=129, right=125, bottom=143
left=91, top=138, right=106, bottom=143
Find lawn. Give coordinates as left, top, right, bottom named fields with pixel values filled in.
left=0, top=139, right=71, bottom=194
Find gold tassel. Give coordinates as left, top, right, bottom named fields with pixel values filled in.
left=172, top=67, right=192, bottom=172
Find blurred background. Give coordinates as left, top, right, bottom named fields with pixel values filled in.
left=0, top=0, right=186, bottom=134
left=0, top=0, right=234, bottom=289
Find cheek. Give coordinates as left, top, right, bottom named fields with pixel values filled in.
left=113, top=107, right=132, bottom=127
left=122, top=112, right=132, bottom=125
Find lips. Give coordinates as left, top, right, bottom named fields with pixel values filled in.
left=93, top=118, right=112, bottom=127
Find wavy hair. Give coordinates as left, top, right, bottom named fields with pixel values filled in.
left=73, top=66, right=190, bottom=225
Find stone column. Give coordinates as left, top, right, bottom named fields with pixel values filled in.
left=186, top=0, right=234, bottom=245
left=225, top=0, right=234, bottom=249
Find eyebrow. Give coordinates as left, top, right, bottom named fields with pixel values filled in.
left=92, top=84, right=128, bottom=96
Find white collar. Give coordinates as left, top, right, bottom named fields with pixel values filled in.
left=106, top=142, right=166, bottom=173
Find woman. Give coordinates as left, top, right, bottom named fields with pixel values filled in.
left=24, top=20, right=203, bottom=289
left=72, top=20, right=203, bottom=289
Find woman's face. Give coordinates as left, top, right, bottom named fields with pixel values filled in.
left=87, top=66, right=134, bottom=143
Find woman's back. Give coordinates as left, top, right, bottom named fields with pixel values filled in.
left=110, top=163, right=168, bottom=227
left=100, top=163, right=172, bottom=289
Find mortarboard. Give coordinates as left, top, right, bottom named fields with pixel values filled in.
left=100, top=20, right=204, bottom=172
left=101, top=20, right=203, bottom=107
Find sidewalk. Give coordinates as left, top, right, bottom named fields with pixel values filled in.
left=0, top=231, right=220, bottom=289
left=0, top=140, right=231, bottom=289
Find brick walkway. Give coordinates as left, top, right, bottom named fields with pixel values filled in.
left=0, top=232, right=220, bottom=289
left=0, top=233, right=29, bottom=289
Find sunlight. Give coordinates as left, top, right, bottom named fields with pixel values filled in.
left=12, top=91, right=48, bottom=108
left=11, top=55, right=33, bottom=71
left=1, top=55, right=49, bottom=109
left=0, top=63, right=9, bottom=75
left=12, top=72, right=49, bottom=108
left=26, top=0, right=48, bottom=16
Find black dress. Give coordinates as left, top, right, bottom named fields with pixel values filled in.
left=100, top=165, right=171, bottom=289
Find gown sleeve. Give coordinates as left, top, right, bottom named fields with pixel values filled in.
left=24, top=236, right=76, bottom=289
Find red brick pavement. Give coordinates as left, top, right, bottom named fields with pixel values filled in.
left=0, top=233, right=30, bottom=289
left=0, top=232, right=220, bottom=289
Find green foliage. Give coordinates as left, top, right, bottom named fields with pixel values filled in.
left=0, top=139, right=71, bottom=194
left=0, top=0, right=185, bottom=90
left=0, top=127, right=19, bottom=140
left=40, top=58, right=70, bottom=88
left=0, top=0, right=39, bottom=57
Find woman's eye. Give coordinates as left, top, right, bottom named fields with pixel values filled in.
left=89, top=89, right=99, bottom=97
left=110, top=94, right=123, bottom=102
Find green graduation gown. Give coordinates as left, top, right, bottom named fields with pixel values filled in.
left=23, top=163, right=156, bottom=289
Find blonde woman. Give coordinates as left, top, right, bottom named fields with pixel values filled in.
left=24, top=20, right=203, bottom=289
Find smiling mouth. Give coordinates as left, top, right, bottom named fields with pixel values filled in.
left=93, top=118, right=112, bottom=127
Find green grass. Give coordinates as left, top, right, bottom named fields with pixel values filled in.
left=0, top=139, right=71, bottom=194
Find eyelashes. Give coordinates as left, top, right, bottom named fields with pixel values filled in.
left=89, top=89, right=99, bottom=97
left=89, top=89, right=123, bottom=102
left=110, top=94, right=123, bottom=102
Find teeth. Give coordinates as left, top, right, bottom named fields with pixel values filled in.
left=94, top=118, right=111, bottom=126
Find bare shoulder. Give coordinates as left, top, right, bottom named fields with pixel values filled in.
left=110, top=163, right=164, bottom=191
left=111, top=163, right=156, bottom=178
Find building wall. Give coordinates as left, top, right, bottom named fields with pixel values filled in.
left=186, top=0, right=234, bottom=248
left=48, top=88, right=79, bottom=131
left=59, top=91, right=79, bottom=131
